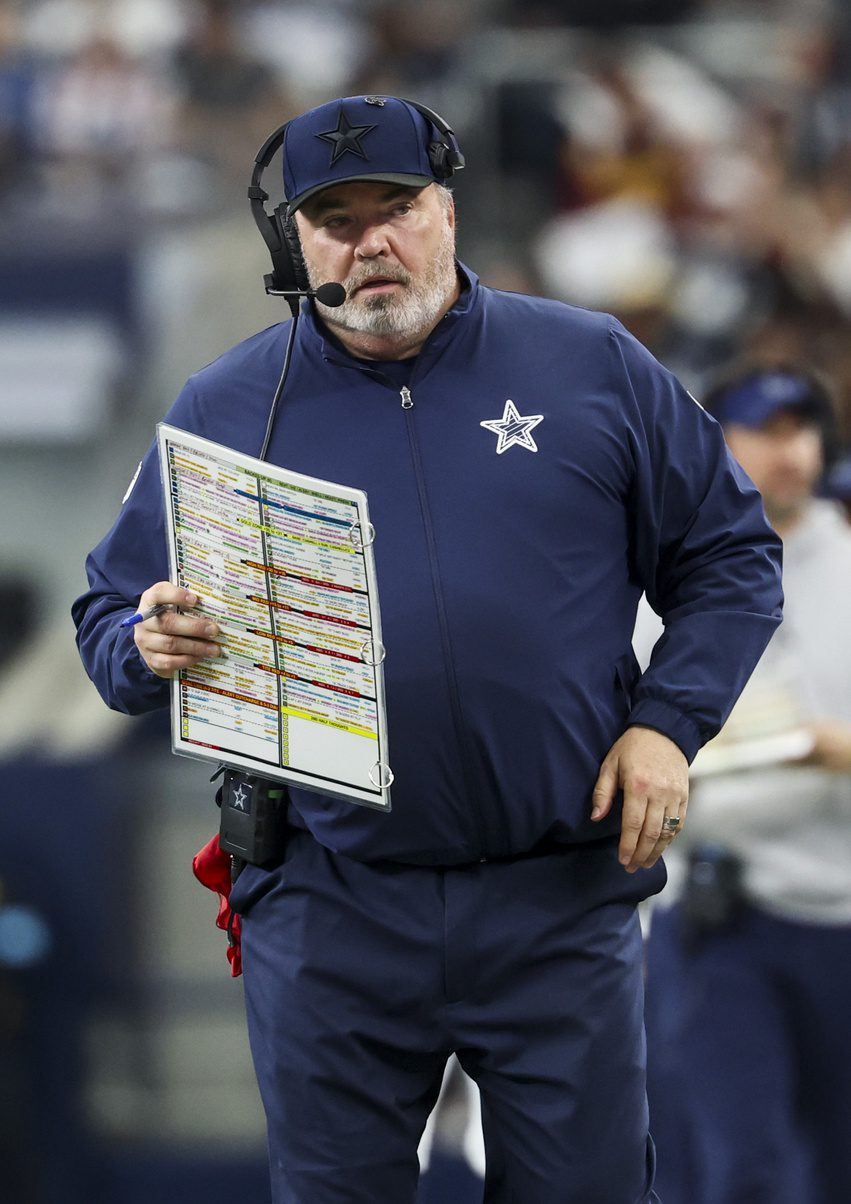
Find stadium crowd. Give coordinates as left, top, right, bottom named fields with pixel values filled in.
left=1, top=0, right=850, bottom=445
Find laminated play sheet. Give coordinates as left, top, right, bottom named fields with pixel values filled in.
left=157, top=423, right=392, bottom=810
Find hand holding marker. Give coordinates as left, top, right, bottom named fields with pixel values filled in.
left=120, top=602, right=177, bottom=628
left=120, top=590, right=224, bottom=679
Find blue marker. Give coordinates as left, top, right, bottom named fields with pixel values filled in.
left=120, top=602, right=175, bottom=628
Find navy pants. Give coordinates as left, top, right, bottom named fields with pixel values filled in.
left=645, top=903, right=851, bottom=1204
left=232, top=830, right=661, bottom=1203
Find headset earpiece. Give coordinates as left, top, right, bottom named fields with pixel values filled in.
left=248, top=124, right=307, bottom=315
left=401, top=99, right=465, bottom=181
left=280, top=210, right=310, bottom=294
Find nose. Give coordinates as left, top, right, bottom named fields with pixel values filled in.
left=354, top=220, right=392, bottom=260
left=773, top=431, right=809, bottom=469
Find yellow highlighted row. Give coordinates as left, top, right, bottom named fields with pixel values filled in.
left=282, top=705, right=377, bottom=740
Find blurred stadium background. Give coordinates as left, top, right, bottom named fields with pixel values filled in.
left=1, top=1, right=850, bottom=1200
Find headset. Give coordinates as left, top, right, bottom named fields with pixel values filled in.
left=247, top=98, right=465, bottom=316
left=248, top=99, right=464, bottom=462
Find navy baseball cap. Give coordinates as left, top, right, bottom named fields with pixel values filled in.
left=708, top=369, right=831, bottom=430
left=283, top=96, right=447, bottom=215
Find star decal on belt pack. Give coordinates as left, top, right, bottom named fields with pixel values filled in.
left=480, top=399, right=544, bottom=454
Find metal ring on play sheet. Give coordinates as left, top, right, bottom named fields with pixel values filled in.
left=369, top=762, right=394, bottom=789
left=348, top=521, right=375, bottom=550
left=360, top=638, right=385, bottom=665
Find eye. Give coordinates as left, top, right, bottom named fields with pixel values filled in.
left=322, top=214, right=351, bottom=230
left=391, top=202, right=413, bottom=217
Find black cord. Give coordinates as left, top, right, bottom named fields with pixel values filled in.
left=259, top=313, right=299, bottom=461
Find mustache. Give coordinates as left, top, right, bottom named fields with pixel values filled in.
left=346, top=265, right=411, bottom=292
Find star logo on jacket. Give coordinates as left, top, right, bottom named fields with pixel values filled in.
left=480, top=399, right=544, bottom=454
left=316, top=111, right=377, bottom=166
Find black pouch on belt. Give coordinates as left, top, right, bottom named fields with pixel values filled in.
left=217, top=768, right=288, bottom=867
left=681, top=841, right=745, bottom=947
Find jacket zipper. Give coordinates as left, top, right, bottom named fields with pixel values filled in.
left=400, top=386, right=488, bottom=856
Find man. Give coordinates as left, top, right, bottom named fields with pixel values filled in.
left=73, top=96, right=783, bottom=1203
left=642, top=366, right=851, bottom=1204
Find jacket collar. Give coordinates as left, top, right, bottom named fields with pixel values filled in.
left=298, top=261, right=480, bottom=369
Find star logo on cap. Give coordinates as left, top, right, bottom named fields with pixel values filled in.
left=317, top=111, right=377, bottom=166
left=480, top=399, right=544, bottom=454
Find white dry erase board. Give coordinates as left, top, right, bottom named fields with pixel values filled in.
left=157, top=424, right=393, bottom=810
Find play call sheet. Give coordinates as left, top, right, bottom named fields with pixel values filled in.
left=157, top=424, right=392, bottom=809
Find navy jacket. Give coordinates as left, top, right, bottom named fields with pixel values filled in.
left=73, top=268, right=783, bottom=865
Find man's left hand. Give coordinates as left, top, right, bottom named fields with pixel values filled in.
left=591, top=726, right=689, bottom=873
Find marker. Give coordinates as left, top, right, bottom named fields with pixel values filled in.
left=120, top=602, right=176, bottom=628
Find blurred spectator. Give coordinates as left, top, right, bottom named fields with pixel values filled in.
left=23, top=0, right=188, bottom=59
left=502, top=0, right=701, bottom=27
left=639, top=364, right=851, bottom=1204
left=352, top=0, right=472, bottom=94
left=35, top=29, right=175, bottom=212
left=0, top=1, right=39, bottom=205
left=245, top=1, right=372, bottom=106
left=174, top=0, right=288, bottom=196
left=521, top=21, right=851, bottom=424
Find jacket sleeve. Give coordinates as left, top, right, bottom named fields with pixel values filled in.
left=610, top=321, right=784, bottom=762
left=71, top=380, right=205, bottom=714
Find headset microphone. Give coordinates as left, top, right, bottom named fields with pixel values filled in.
left=269, top=281, right=347, bottom=307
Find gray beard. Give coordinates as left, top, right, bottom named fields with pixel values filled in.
left=307, top=222, right=457, bottom=342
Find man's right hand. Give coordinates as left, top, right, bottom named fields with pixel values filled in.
left=132, top=583, right=222, bottom=679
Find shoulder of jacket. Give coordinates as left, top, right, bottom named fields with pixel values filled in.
left=480, top=285, right=615, bottom=334
left=186, top=321, right=291, bottom=391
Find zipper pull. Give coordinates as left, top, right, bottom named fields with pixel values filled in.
left=400, top=386, right=413, bottom=410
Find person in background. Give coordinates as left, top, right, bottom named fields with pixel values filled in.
left=642, top=365, right=851, bottom=1204
left=73, top=95, right=783, bottom=1202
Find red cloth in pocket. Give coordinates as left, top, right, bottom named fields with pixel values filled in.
left=192, top=833, right=242, bottom=977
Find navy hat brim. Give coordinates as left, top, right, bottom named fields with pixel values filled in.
left=710, top=373, right=830, bottom=430
left=287, top=171, right=435, bottom=216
